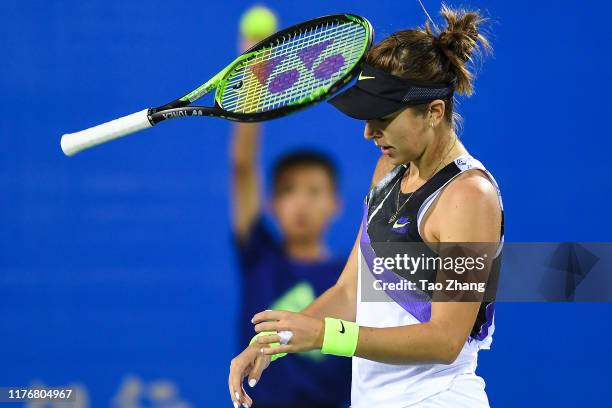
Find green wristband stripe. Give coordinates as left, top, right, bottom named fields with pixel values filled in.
left=250, top=332, right=287, bottom=362
left=321, top=318, right=359, bottom=357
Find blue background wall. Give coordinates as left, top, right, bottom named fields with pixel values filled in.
left=1, top=0, right=611, bottom=406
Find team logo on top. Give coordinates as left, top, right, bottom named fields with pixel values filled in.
left=391, top=216, right=411, bottom=234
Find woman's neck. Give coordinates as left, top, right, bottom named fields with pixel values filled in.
left=406, top=130, right=467, bottom=185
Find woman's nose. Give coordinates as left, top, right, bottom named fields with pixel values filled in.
left=364, top=121, right=378, bottom=140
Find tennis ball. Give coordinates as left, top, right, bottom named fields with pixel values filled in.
left=240, top=6, right=278, bottom=40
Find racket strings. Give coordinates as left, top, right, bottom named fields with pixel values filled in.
left=275, top=23, right=364, bottom=108
left=244, top=22, right=362, bottom=111
left=220, top=19, right=367, bottom=114
left=253, top=24, right=328, bottom=108
left=265, top=21, right=344, bottom=108
left=224, top=26, right=326, bottom=111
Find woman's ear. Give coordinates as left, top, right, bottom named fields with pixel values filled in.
left=428, top=100, right=446, bottom=127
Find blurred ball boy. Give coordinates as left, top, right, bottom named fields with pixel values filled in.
left=230, top=121, right=351, bottom=408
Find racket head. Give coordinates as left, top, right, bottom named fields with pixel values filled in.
left=215, top=14, right=373, bottom=121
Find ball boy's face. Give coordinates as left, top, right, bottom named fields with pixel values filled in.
left=272, top=165, right=338, bottom=242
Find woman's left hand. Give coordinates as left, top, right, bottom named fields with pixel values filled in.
left=251, top=310, right=325, bottom=356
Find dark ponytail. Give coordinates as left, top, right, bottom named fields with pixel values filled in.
left=428, top=5, right=491, bottom=96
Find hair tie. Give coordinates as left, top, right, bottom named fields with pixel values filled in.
left=433, top=33, right=454, bottom=62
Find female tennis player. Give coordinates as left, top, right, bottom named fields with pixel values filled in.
left=229, top=5, right=503, bottom=407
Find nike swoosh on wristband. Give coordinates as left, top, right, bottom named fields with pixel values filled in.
left=358, top=73, right=376, bottom=80
left=339, top=321, right=346, bottom=334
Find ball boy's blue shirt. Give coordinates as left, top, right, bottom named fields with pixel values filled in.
left=235, top=216, right=351, bottom=406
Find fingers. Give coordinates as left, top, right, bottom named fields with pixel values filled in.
left=239, top=38, right=259, bottom=53
left=254, top=321, right=284, bottom=333
left=247, top=351, right=269, bottom=389
left=227, top=358, right=242, bottom=407
left=256, top=333, right=281, bottom=345
left=261, top=344, right=292, bottom=356
left=228, top=351, right=254, bottom=408
left=252, top=310, right=287, bottom=324
left=240, top=384, right=253, bottom=408
left=229, top=373, right=249, bottom=408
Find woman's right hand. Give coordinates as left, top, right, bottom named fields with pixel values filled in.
left=228, top=343, right=271, bottom=408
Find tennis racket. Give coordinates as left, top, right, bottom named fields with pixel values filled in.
left=60, top=14, right=373, bottom=156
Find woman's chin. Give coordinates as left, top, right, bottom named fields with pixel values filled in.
left=387, top=155, right=406, bottom=166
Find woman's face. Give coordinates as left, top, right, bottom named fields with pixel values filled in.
left=364, top=106, right=432, bottom=166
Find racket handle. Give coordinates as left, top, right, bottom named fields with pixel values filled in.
left=60, top=109, right=153, bottom=156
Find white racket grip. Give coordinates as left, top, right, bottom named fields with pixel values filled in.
left=61, top=109, right=152, bottom=156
